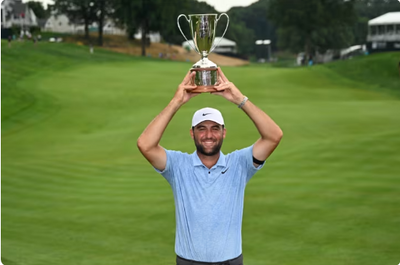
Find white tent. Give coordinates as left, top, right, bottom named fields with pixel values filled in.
left=182, top=37, right=237, bottom=54
left=340, top=45, right=366, bottom=57
left=368, top=12, right=400, bottom=26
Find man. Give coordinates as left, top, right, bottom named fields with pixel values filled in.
left=137, top=68, right=283, bottom=265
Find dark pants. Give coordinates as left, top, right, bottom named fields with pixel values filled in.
left=176, top=254, right=243, bottom=265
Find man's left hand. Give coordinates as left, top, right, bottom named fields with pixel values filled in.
left=212, top=68, right=245, bottom=105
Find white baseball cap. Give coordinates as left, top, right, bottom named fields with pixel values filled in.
left=192, top=107, right=225, bottom=127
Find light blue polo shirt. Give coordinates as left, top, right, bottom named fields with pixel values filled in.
left=154, top=145, right=264, bottom=262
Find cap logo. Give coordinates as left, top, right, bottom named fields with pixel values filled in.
left=192, top=108, right=224, bottom=127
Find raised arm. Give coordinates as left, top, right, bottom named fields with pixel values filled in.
left=137, top=71, right=198, bottom=171
left=212, top=68, right=283, bottom=166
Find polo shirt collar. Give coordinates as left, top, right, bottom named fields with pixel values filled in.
left=192, top=151, right=226, bottom=168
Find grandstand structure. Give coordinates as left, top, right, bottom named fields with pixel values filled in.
left=367, top=12, right=400, bottom=52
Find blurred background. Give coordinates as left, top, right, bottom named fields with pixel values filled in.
left=1, top=0, right=400, bottom=62
left=1, top=0, right=400, bottom=265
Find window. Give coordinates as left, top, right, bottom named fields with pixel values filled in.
left=387, top=25, right=394, bottom=35
left=377, top=25, right=385, bottom=35
left=370, top=26, right=377, bottom=35
left=396, top=24, right=400, bottom=34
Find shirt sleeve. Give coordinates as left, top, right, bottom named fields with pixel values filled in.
left=236, top=144, right=265, bottom=183
left=153, top=149, right=181, bottom=185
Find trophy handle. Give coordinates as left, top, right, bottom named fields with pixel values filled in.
left=210, top=13, right=230, bottom=54
left=177, top=14, right=198, bottom=53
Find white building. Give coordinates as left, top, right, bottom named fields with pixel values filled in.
left=134, top=28, right=161, bottom=43
left=103, top=21, right=125, bottom=35
left=43, top=13, right=125, bottom=36
left=1, top=0, right=38, bottom=28
left=182, top=37, right=237, bottom=54
left=367, top=12, right=400, bottom=52
left=43, top=14, right=74, bottom=33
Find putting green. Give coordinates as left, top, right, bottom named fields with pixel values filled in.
left=2, top=42, right=400, bottom=265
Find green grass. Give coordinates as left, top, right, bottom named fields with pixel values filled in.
left=2, top=40, right=400, bottom=265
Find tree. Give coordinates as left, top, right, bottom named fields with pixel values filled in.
left=113, top=0, right=189, bottom=56
left=91, top=0, right=113, bottom=46
left=54, top=0, right=96, bottom=39
left=26, top=1, right=48, bottom=19
left=112, top=0, right=138, bottom=40
left=355, top=0, right=400, bottom=19
left=220, top=18, right=255, bottom=56
left=268, top=0, right=357, bottom=59
left=158, top=0, right=201, bottom=45
left=226, top=0, right=276, bottom=56
left=112, top=0, right=160, bottom=56
left=112, top=0, right=255, bottom=57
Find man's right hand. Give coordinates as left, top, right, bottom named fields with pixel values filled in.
left=173, top=71, right=198, bottom=105
left=138, top=71, right=198, bottom=172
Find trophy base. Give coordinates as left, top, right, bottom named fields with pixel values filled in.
left=190, top=67, right=218, bottom=93
left=191, top=85, right=217, bottom=93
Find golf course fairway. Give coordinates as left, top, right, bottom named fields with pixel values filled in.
left=2, top=41, right=400, bottom=265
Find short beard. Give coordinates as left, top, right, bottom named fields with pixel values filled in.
left=193, top=134, right=223, bottom=156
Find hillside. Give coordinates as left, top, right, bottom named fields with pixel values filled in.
left=62, top=34, right=249, bottom=66
left=323, top=52, right=400, bottom=97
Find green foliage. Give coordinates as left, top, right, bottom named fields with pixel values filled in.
left=223, top=20, right=255, bottom=55
left=113, top=0, right=170, bottom=54
left=29, top=26, right=41, bottom=34
left=352, top=16, right=369, bottom=44
left=354, top=0, right=400, bottom=18
left=10, top=25, right=41, bottom=36
left=268, top=0, right=356, bottom=55
left=26, top=1, right=48, bottom=19
left=226, top=0, right=276, bottom=55
left=53, top=0, right=97, bottom=39
left=112, top=0, right=138, bottom=40
left=11, top=25, right=21, bottom=36
left=53, top=0, right=113, bottom=46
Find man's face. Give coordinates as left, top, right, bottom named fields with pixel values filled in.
left=190, top=121, right=226, bottom=156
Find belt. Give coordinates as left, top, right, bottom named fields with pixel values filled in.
left=176, top=254, right=243, bottom=265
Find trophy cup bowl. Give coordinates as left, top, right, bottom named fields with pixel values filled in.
left=177, top=13, right=229, bottom=93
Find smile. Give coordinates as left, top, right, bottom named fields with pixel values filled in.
left=202, top=141, right=215, bottom=146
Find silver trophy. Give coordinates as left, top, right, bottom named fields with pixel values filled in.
left=177, top=13, right=229, bottom=92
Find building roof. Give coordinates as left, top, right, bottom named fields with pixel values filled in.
left=182, top=37, right=236, bottom=49
left=10, top=0, right=26, bottom=16
left=368, top=12, right=400, bottom=26
left=37, top=18, right=48, bottom=28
